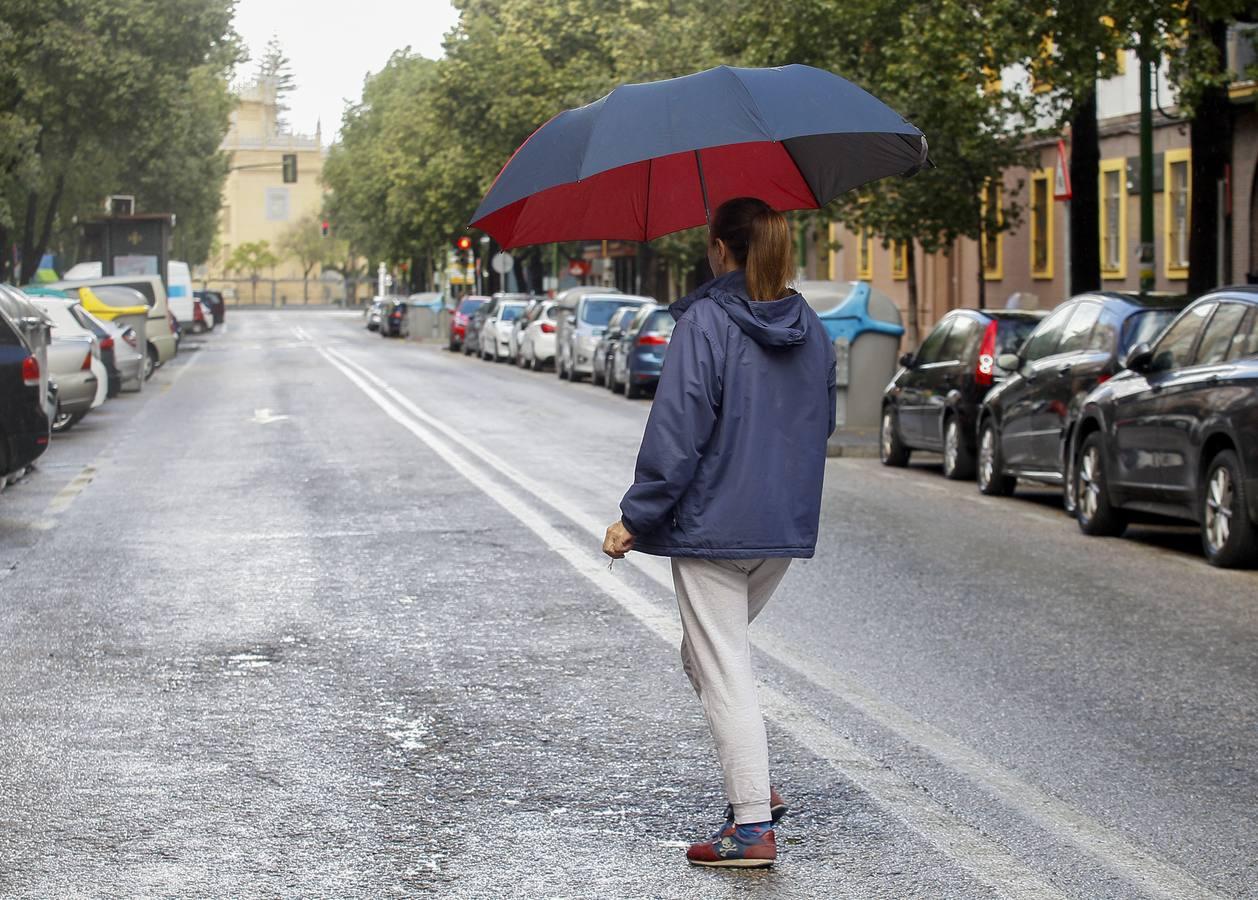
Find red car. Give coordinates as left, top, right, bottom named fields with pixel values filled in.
left=449, top=295, right=489, bottom=351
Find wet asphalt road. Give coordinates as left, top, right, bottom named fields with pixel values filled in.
left=1, top=310, right=1255, bottom=899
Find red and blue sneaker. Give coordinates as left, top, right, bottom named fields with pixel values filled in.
left=686, top=822, right=777, bottom=868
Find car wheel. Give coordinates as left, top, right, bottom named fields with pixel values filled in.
left=1062, top=441, right=1079, bottom=518
left=592, top=357, right=604, bottom=386
left=941, top=416, right=975, bottom=480
left=570, top=364, right=584, bottom=383
left=1075, top=433, right=1127, bottom=537
left=144, top=346, right=158, bottom=380
left=1201, top=450, right=1257, bottom=568
left=879, top=408, right=910, bottom=467
left=625, top=377, right=642, bottom=399
left=52, top=406, right=76, bottom=433
left=606, top=360, right=617, bottom=392
left=977, top=420, right=1016, bottom=496
left=448, top=338, right=459, bottom=351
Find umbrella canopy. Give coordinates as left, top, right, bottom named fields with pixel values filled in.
left=470, top=64, right=928, bottom=249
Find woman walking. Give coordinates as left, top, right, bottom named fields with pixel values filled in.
left=603, top=197, right=837, bottom=868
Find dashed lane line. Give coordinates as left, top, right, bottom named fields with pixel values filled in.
left=321, top=342, right=1224, bottom=900
left=316, top=343, right=1066, bottom=899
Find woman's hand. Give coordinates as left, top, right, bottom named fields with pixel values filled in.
left=603, top=520, right=635, bottom=559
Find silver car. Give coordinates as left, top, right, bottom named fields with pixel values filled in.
left=557, top=291, right=651, bottom=382
left=30, top=299, right=99, bottom=432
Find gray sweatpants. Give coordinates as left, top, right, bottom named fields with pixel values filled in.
left=671, top=556, right=792, bottom=825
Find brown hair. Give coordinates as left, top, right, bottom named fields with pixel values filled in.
left=710, top=197, right=794, bottom=301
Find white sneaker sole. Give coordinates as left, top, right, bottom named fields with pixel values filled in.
left=687, top=858, right=775, bottom=868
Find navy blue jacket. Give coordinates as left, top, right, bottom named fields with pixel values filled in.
left=619, top=270, right=837, bottom=559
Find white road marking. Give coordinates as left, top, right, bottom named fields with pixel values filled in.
left=323, top=342, right=1223, bottom=900
left=316, top=344, right=1063, bottom=899
left=250, top=408, right=289, bottom=425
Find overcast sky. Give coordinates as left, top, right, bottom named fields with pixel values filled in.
left=232, top=0, right=460, bottom=141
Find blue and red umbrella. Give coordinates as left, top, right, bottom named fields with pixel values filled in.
left=469, top=64, right=928, bottom=249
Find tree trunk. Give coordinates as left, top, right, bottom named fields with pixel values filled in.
left=18, top=190, right=38, bottom=283
left=1070, top=83, right=1101, bottom=294
left=1188, top=16, right=1231, bottom=296
left=905, top=238, right=920, bottom=347
left=0, top=224, right=10, bottom=282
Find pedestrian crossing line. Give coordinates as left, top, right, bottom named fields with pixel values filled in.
left=324, top=343, right=1225, bottom=900
left=318, top=344, right=1072, bottom=899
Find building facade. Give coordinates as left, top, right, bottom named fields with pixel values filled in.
left=209, top=78, right=327, bottom=285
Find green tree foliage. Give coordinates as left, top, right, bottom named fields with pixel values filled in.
left=0, top=0, right=239, bottom=282
left=278, top=212, right=343, bottom=301
left=225, top=239, right=279, bottom=303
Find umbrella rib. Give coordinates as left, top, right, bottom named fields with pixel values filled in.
left=695, top=150, right=710, bottom=223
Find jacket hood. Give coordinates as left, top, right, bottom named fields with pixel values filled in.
left=671, top=270, right=809, bottom=351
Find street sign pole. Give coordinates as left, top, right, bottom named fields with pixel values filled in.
left=1054, top=139, right=1073, bottom=298
left=1138, top=29, right=1156, bottom=293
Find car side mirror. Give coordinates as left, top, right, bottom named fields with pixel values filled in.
left=566, top=314, right=577, bottom=326
left=1121, top=342, right=1153, bottom=372
left=997, top=352, right=1021, bottom=372
left=898, top=352, right=915, bottom=368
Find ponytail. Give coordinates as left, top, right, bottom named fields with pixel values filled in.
left=709, top=197, right=794, bottom=301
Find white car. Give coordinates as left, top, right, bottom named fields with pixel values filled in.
left=480, top=300, right=528, bottom=362
left=516, top=301, right=559, bottom=370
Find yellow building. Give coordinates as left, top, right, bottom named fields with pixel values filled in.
left=211, top=76, right=326, bottom=283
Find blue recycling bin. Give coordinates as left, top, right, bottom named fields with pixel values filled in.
left=798, top=281, right=905, bottom=430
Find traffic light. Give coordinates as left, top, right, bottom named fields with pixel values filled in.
left=282, top=153, right=297, bottom=183
left=456, top=236, right=472, bottom=251
left=320, top=219, right=330, bottom=238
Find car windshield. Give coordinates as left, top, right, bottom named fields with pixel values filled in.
left=996, top=318, right=1039, bottom=355
left=458, top=299, right=485, bottom=315
left=583, top=298, right=642, bottom=326
left=500, top=305, right=524, bottom=321
left=1122, top=309, right=1178, bottom=352
left=643, top=310, right=675, bottom=336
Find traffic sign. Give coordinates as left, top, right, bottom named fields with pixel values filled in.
left=1054, top=140, right=1072, bottom=200
left=491, top=251, right=514, bottom=274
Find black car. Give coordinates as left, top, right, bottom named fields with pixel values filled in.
left=594, top=305, right=641, bottom=387
left=0, top=306, right=50, bottom=480
left=380, top=298, right=407, bottom=337
left=881, top=309, right=1043, bottom=479
left=976, top=292, right=1188, bottom=508
left=1071, top=289, right=1258, bottom=567
left=194, top=290, right=225, bottom=327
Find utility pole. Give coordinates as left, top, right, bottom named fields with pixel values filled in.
left=1138, top=28, right=1156, bottom=294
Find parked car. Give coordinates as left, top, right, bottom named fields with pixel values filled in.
left=0, top=285, right=55, bottom=425
left=0, top=305, right=51, bottom=481
left=1070, top=289, right=1258, bottom=567
left=194, top=289, right=225, bottom=327
left=467, top=293, right=528, bottom=358
left=880, top=309, right=1043, bottom=479
left=558, top=291, right=651, bottom=382
left=512, top=300, right=558, bottom=369
left=609, top=303, right=675, bottom=398
left=48, top=275, right=177, bottom=377
left=449, top=295, right=488, bottom=351
left=594, top=305, right=643, bottom=387
left=554, top=285, right=622, bottom=379
left=480, top=299, right=529, bottom=361
left=508, top=298, right=542, bottom=364
left=76, top=285, right=153, bottom=380
left=365, top=297, right=388, bottom=332
left=73, top=306, right=143, bottom=395
left=29, top=298, right=99, bottom=432
left=975, top=292, right=1189, bottom=507
left=380, top=298, right=408, bottom=337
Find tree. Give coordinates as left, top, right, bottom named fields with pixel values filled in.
left=226, top=240, right=280, bottom=303
left=0, top=0, right=238, bottom=283
left=255, top=36, right=296, bottom=130
left=278, top=213, right=337, bottom=301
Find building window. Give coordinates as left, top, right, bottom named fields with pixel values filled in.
left=857, top=229, right=873, bottom=280
left=1030, top=168, right=1053, bottom=279
left=982, top=179, right=1003, bottom=281
left=1099, top=158, right=1127, bottom=279
left=891, top=240, right=908, bottom=280
left=1165, top=148, right=1190, bottom=279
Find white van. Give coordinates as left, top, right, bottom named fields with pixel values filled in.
left=166, top=261, right=195, bottom=326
